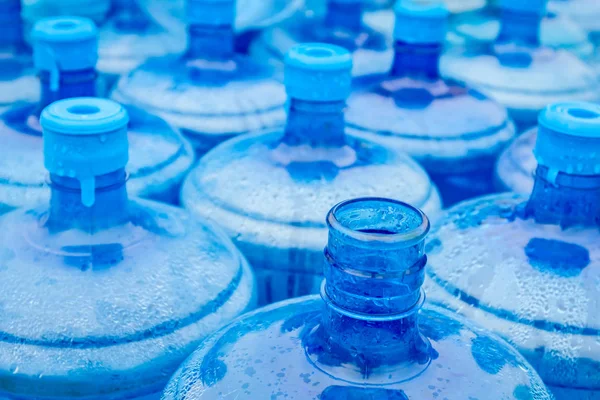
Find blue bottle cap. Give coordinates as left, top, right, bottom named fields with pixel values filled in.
left=186, top=0, right=235, bottom=27
left=32, top=17, right=98, bottom=91
left=535, top=102, right=600, bottom=179
left=499, top=0, right=547, bottom=15
left=284, top=43, right=353, bottom=102
left=41, top=98, right=130, bottom=207
left=394, top=0, right=449, bottom=44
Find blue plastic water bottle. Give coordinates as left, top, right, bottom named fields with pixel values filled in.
left=112, top=0, right=287, bottom=156
left=495, top=126, right=539, bottom=194
left=425, top=101, right=600, bottom=399
left=0, top=0, right=39, bottom=112
left=0, top=17, right=194, bottom=214
left=447, top=2, right=596, bottom=63
left=251, top=0, right=394, bottom=81
left=21, top=0, right=111, bottom=31
left=441, top=0, right=600, bottom=132
left=0, top=97, right=255, bottom=399
left=163, top=197, right=554, bottom=400
left=345, top=1, right=516, bottom=207
left=181, top=43, right=441, bottom=306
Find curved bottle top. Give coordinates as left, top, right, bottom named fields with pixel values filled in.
left=251, top=0, right=394, bottom=80
left=345, top=1, right=515, bottom=174
left=181, top=43, right=441, bottom=261
left=495, top=126, right=538, bottom=193
left=440, top=0, right=600, bottom=128
left=0, top=0, right=39, bottom=110
left=0, top=97, right=255, bottom=398
left=111, top=0, right=287, bottom=155
left=549, top=0, right=600, bottom=34
left=425, top=102, right=600, bottom=390
left=162, top=197, right=553, bottom=400
left=0, top=16, right=194, bottom=211
left=21, top=0, right=111, bottom=27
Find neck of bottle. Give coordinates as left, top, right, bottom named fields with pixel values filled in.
left=39, top=68, right=98, bottom=113
left=321, top=229, right=428, bottom=363
left=524, top=165, right=600, bottom=228
left=282, top=99, right=347, bottom=147
left=390, top=41, right=442, bottom=80
left=47, top=169, right=129, bottom=233
left=187, top=24, right=235, bottom=60
left=112, top=0, right=150, bottom=31
left=325, top=0, right=363, bottom=32
left=497, top=9, right=542, bottom=46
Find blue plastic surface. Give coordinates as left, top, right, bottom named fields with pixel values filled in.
left=187, top=0, right=235, bottom=26
left=345, top=1, right=515, bottom=206
left=0, top=16, right=194, bottom=215
left=181, top=43, right=442, bottom=306
left=0, top=0, right=39, bottom=111
left=394, top=0, right=449, bottom=44
left=163, top=197, right=553, bottom=400
left=21, top=0, right=111, bottom=30
left=251, top=0, right=394, bottom=81
left=112, top=0, right=287, bottom=155
left=425, top=101, right=600, bottom=399
left=441, top=0, right=600, bottom=131
left=0, top=97, right=255, bottom=399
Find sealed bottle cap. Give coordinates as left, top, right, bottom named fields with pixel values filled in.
left=187, top=0, right=235, bottom=27
left=394, top=0, right=449, bottom=44
left=535, top=101, right=600, bottom=179
left=42, top=98, right=129, bottom=207
left=32, top=17, right=98, bottom=91
left=284, top=43, right=353, bottom=102
left=500, top=0, right=547, bottom=15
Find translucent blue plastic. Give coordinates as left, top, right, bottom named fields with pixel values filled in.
left=250, top=0, right=394, bottom=81
left=495, top=126, right=538, bottom=193
left=447, top=5, right=596, bottom=61
left=424, top=102, right=600, bottom=399
left=441, top=0, right=600, bottom=131
left=0, top=97, right=256, bottom=399
left=0, top=17, right=194, bottom=215
left=181, top=43, right=441, bottom=306
left=112, top=0, right=287, bottom=156
left=0, top=0, right=39, bottom=112
left=345, top=1, right=515, bottom=206
left=21, top=0, right=111, bottom=34
left=163, top=197, right=553, bottom=400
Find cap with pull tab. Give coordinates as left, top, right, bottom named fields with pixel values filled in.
left=32, top=17, right=98, bottom=92
left=284, top=43, right=353, bottom=102
left=535, top=101, right=600, bottom=183
left=41, top=97, right=129, bottom=207
left=393, top=0, right=449, bottom=44
left=186, top=0, right=236, bottom=27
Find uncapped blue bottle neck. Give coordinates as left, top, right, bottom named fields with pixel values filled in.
left=498, top=8, right=542, bottom=46
left=390, top=41, right=442, bottom=79
left=187, top=24, right=235, bottom=61
left=282, top=99, right=347, bottom=146
left=47, top=169, right=129, bottom=232
left=39, top=68, right=99, bottom=114
left=326, top=0, right=364, bottom=32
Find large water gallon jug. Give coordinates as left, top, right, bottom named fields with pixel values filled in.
left=345, top=1, right=515, bottom=207
left=0, top=0, right=39, bottom=112
left=112, top=0, right=287, bottom=156
left=0, top=97, right=255, bottom=399
left=251, top=0, right=394, bottom=81
left=447, top=2, right=596, bottom=64
left=549, top=0, right=600, bottom=72
left=425, top=101, right=600, bottom=399
left=441, top=0, right=600, bottom=132
left=163, top=197, right=554, bottom=400
left=0, top=17, right=194, bottom=214
left=181, top=43, right=441, bottom=306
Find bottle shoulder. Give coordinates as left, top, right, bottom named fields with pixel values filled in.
left=181, top=129, right=440, bottom=237
left=0, top=54, right=39, bottom=108
left=111, top=54, right=287, bottom=136
left=163, top=297, right=552, bottom=400
left=0, top=198, right=253, bottom=344
left=426, top=192, right=600, bottom=331
left=495, top=127, right=538, bottom=194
